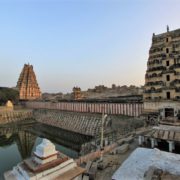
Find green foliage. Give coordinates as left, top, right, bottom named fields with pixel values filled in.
left=0, top=87, right=19, bottom=105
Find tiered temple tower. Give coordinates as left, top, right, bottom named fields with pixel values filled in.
left=143, top=26, right=180, bottom=124
left=72, top=87, right=82, bottom=100
left=17, top=64, right=41, bottom=100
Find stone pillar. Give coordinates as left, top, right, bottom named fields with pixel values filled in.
left=150, top=138, right=155, bottom=148
left=138, top=136, right=142, bottom=145
left=105, top=139, right=108, bottom=146
left=154, top=139, right=158, bottom=146
left=168, top=141, right=175, bottom=152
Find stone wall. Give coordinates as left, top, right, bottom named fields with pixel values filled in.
left=75, top=143, right=117, bottom=165
left=25, top=101, right=143, bottom=117
left=144, top=101, right=180, bottom=114
left=0, top=110, right=33, bottom=125
left=33, top=109, right=144, bottom=137
left=144, top=100, right=180, bottom=120
left=0, top=107, right=12, bottom=112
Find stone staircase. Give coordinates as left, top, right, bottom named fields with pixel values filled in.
left=33, top=109, right=111, bottom=136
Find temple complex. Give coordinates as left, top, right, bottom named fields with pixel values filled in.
left=114, top=40, right=180, bottom=175
left=139, top=27, right=180, bottom=154
left=143, top=26, right=180, bottom=124
left=17, top=64, right=41, bottom=100
left=4, top=138, right=85, bottom=180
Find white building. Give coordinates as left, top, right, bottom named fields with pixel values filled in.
left=112, top=147, right=180, bottom=180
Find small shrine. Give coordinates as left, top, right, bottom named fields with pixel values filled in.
left=4, top=138, right=85, bottom=180
left=6, top=100, right=14, bottom=110
left=33, top=139, right=58, bottom=165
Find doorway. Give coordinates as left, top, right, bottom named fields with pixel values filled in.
left=165, top=108, right=174, bottom=117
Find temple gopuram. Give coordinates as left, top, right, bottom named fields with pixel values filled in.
left=17, top=64, right=41, bottom=100
left=143, top=26, right=180, bottom=124
left=139, top=27, right=180, bottom=154
left=73, top=87, right=82, bottom=100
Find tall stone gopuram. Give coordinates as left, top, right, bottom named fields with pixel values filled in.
left=17, top=64, right=41, bottom=100
left=143, top=26, right=180, bottom=124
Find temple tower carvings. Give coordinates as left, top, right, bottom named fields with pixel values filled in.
left=143, top=27, right=180, bottom=124
left=17, top=64, right=41, bottom=100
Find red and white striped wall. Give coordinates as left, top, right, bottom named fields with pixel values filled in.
left=25, top=101, right=143, bottom=117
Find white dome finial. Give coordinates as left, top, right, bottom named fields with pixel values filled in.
left=34, top=138, right=57, bottom=158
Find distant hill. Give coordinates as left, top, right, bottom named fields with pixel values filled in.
left=0, top=87, right=19, bottom=105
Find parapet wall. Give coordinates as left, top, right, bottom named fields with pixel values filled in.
left=75, top=143, right=117, bottom=165
left=0, top=110, right=33, bottom=125
left=0, top=107, right=13, bottom=112
left=25, top=101, right=143, bottom=117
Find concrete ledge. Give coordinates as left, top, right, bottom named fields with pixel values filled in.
left=111, top=144, right=129, bottom=155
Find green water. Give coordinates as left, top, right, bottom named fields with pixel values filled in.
left=0, top=122, right=92, bottom=179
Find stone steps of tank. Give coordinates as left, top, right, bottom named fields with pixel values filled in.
left=33, top=110, right=105, bottom=136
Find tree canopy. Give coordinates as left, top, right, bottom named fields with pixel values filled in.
left=0, top=87, right=19, bottom=105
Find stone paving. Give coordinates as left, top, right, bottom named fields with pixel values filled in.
left=96, top=139, right=139, bottom=180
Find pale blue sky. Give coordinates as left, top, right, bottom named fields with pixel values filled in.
left=0, top=0, right=180, bottom=93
